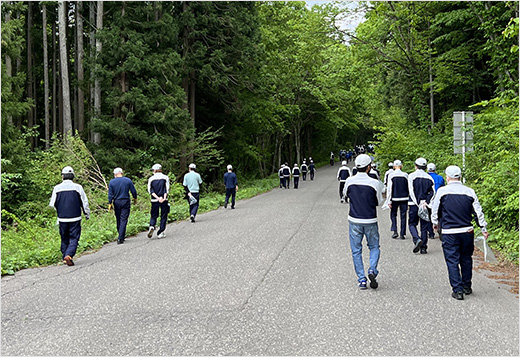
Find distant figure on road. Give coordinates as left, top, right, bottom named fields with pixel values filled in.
left=385, top=160, right=409, bottom=240
left=368, top=162, right=380, bottom=180
left=292, top=164, right=300, bottom=189
left=408, top=158, right=435, bottom=254
left=383, top=162, right=394, bottom=188
left=301, top=160, right=308, bottom=181
left=330, top=152, right=335, bottom=166
left=337, top=160, right=351, bottom=202
left=309, top=160, right=316, bottom=180
left=282, top=163, right=291, bottom=189
left=147, top=164, right=170, bottom=238
left=183, top=163, right=203, bottom=223
left=278, top=164, right=285, bottom=188
left=431, top=165, right=488, bottom=300
left=108, top=167, right=137, bottom=244
left=224, top=164, right=238, bottom=209
left=49, top=166, right=90, bottom=266
left=343, top=154, right=384, bottom=290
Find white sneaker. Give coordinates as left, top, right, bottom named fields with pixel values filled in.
left=157, top=232, right=166, bottom=239
left=147, top=226, right=155, bottom=238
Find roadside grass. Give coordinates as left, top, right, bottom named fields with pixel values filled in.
left=1, top=175, right=279, bottom=275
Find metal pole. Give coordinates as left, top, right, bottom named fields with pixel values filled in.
left=462, top=112, right=466, bottom=184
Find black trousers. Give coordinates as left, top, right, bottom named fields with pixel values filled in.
left=225, top=188, right=236, bottom=207
left=442, top=232, right=474, bottom=293
left=302, top=172, right=307, bottom=180
left=390, top=201, right=408, bottom=236
left=114, top=199, right=131, bottom=241
left=339, top=181, right=346, bottom=199
left=188, top=192, right=200, bottom=217
left=310, top=171, right=315, bottom=180
left=293, top=176, right=299, bottom=188
left=59, top=221, right=81, bottom=258
left=150, top=201, right=170, bottom=234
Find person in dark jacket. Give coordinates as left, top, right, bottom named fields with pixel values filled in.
left=282, top=163, right=291, bottom=189
left=431, top=165, right=488, bottom=300
left=309, top=161, right=316, bottom=180
left=385, top=160, right=409, bottom=239
left=224, top=164, right=238, bottom=209
left=337, top=161, right=351, bottom=202
left=49, top=166, right=90, bottom=266
left=408, top=157, right=435, bottom=254
left=147, top=163, right=170, bottom=238
left=292, top=164, right=300, bottom=189
left=343, top=154, right=384, bottom=290
left=278, top=164, right=285, bottom=188
left=108, top=167, right=137, bottom=244
left=301, top=160, right=308, bottom=181
left=427, top=162, right=445, bottom=239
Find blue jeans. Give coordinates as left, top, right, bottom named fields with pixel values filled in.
left=349, top=222, right=380, bottom=282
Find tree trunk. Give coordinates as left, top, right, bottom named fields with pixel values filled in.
left=4, top=5, right=13, bottom=125
left=26, top=2, right=34, bottom=147
left=92, top=0, right=103, bottom=144
left=76, top=1, right=85, bottom=132
left=42, top=4, right=50, bottom=149
left=89, top=1, right=95, bottom=123
left=58, top=1, right=72, bottom=139
left=428, top=20, right=434, bottom=128
left=52, top=18, right=57, bottom=134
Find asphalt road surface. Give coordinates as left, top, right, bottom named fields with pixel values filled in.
left=2, top=164, right=518, bottom=356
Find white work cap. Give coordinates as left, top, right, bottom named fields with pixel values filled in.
left=355, top=154, right=372, bottom=168
left=62, top=166, right=74, bottom=174
left=342, top=161, right=347, bottom=166
left=189, top=163, right=196, bottom=169
left=415, top=157, right=427, bottom=166
left=445, top=165, right=461, bottom=179
left=427, top=163, right=436, bottom=172
left=152, top=164, right=162, bottom=171
left=393, top=160, right=402, bottom=167
left=113, top=167, right=123, bottom=175
left=388, top=162, right=394, bottom=168
left=227, top=164, right=232, bottom=170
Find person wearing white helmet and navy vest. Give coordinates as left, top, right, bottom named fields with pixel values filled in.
left=49, top=166, right=90, bottom=266
left=282, top=162, right=291, bottom=189
left=385, top=160, right=409, bottom=239
left=223, top=164, right=238, bottom=209
left=408, top=157, right=435, bottom=254
left=147, top=164, right=170, bottom=239
left=337, top=160, right=351, bottom=202
left=292, top=163, right=300, bottom=189
left=431, top=165, right=488, bottom=300
left=383, top=162, right=394, bottom=188
left=301, top=160, right=308, bottom=181
left=342, top=154, right=384, bottom=290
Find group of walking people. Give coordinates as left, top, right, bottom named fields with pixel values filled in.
left=341, top=154, right=489, bottom=300
left=50, top=162, right=235, bottom=266
left=278, top=158, right=316, bottom=189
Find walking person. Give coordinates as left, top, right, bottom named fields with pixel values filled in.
left=330, top=152, right=335, bottom=166
left=337, top=160, right=351, bottom=202
left=309, top=160, right=316, bottom=180
left=408, top=157, right=435, bottom=254
left=147, top=164, right=170, bottom=238
left=383, top=162, right=394, bottom=189
left=427, top=162, right=445, bottom=239
left=278, top=164, right=285, bottom=188
left=301, top=160, right=308, bottom=181
left=224, top=164, right=238, bottom=209
left=183, top=163, right=203, bottom=223
left=292, top=163, right=300, bottom=189
left=342, top=154, right=384, bottom=290
left=49, top=166, right=90, bottom=266
left=108, top=167, right=137, bottom=244
left=385, top=160, right=409, bottom=239
left=431, top=165, right=488, bottom=300
left=282, top=162, right=291, bottom=189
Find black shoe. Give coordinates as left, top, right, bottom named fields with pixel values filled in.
left=190, top=215, right=195, bottom=223
left=463, top=286, right=472, bottom=295
left=224, top=203, right=227, bottom=209
left=117, top=240, right=124, bottom=245
left=452, top=291, right=464, bottom=300
left=391, top=231, right=398, bottom=239
left=231, top=206, right=235, bottom=209
left=420, top=248, right=427, bottom=254
left=400, top=235, right=406, bottom=240
left=413, top=240, right=422, bottom=253
left=368, top=271, right=378, bottom=289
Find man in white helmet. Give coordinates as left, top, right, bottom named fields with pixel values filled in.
left=49, top=166, right=90, bottom=266
left=292, top=163, right=301, bottom=189
left=223, top=164, right=238, bottom=209
left=337, top=160, right=351, bottom=202
left=431, top=165, right=488, bottom=300
left=343, top=154, right=384, bottom=290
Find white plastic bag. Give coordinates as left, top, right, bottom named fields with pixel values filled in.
left=418, top=200, right=430, bottom=221
left=188, top=195, right=197, bottom=206
left=474, top=235, right=497, bottom=263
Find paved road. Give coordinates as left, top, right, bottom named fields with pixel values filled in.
left=2, top=164, right=518, bottom=356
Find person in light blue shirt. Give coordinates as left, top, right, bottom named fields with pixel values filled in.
left=427, top=162, right=445, bottom=239
left=183, top=163, right=203, bottom=223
